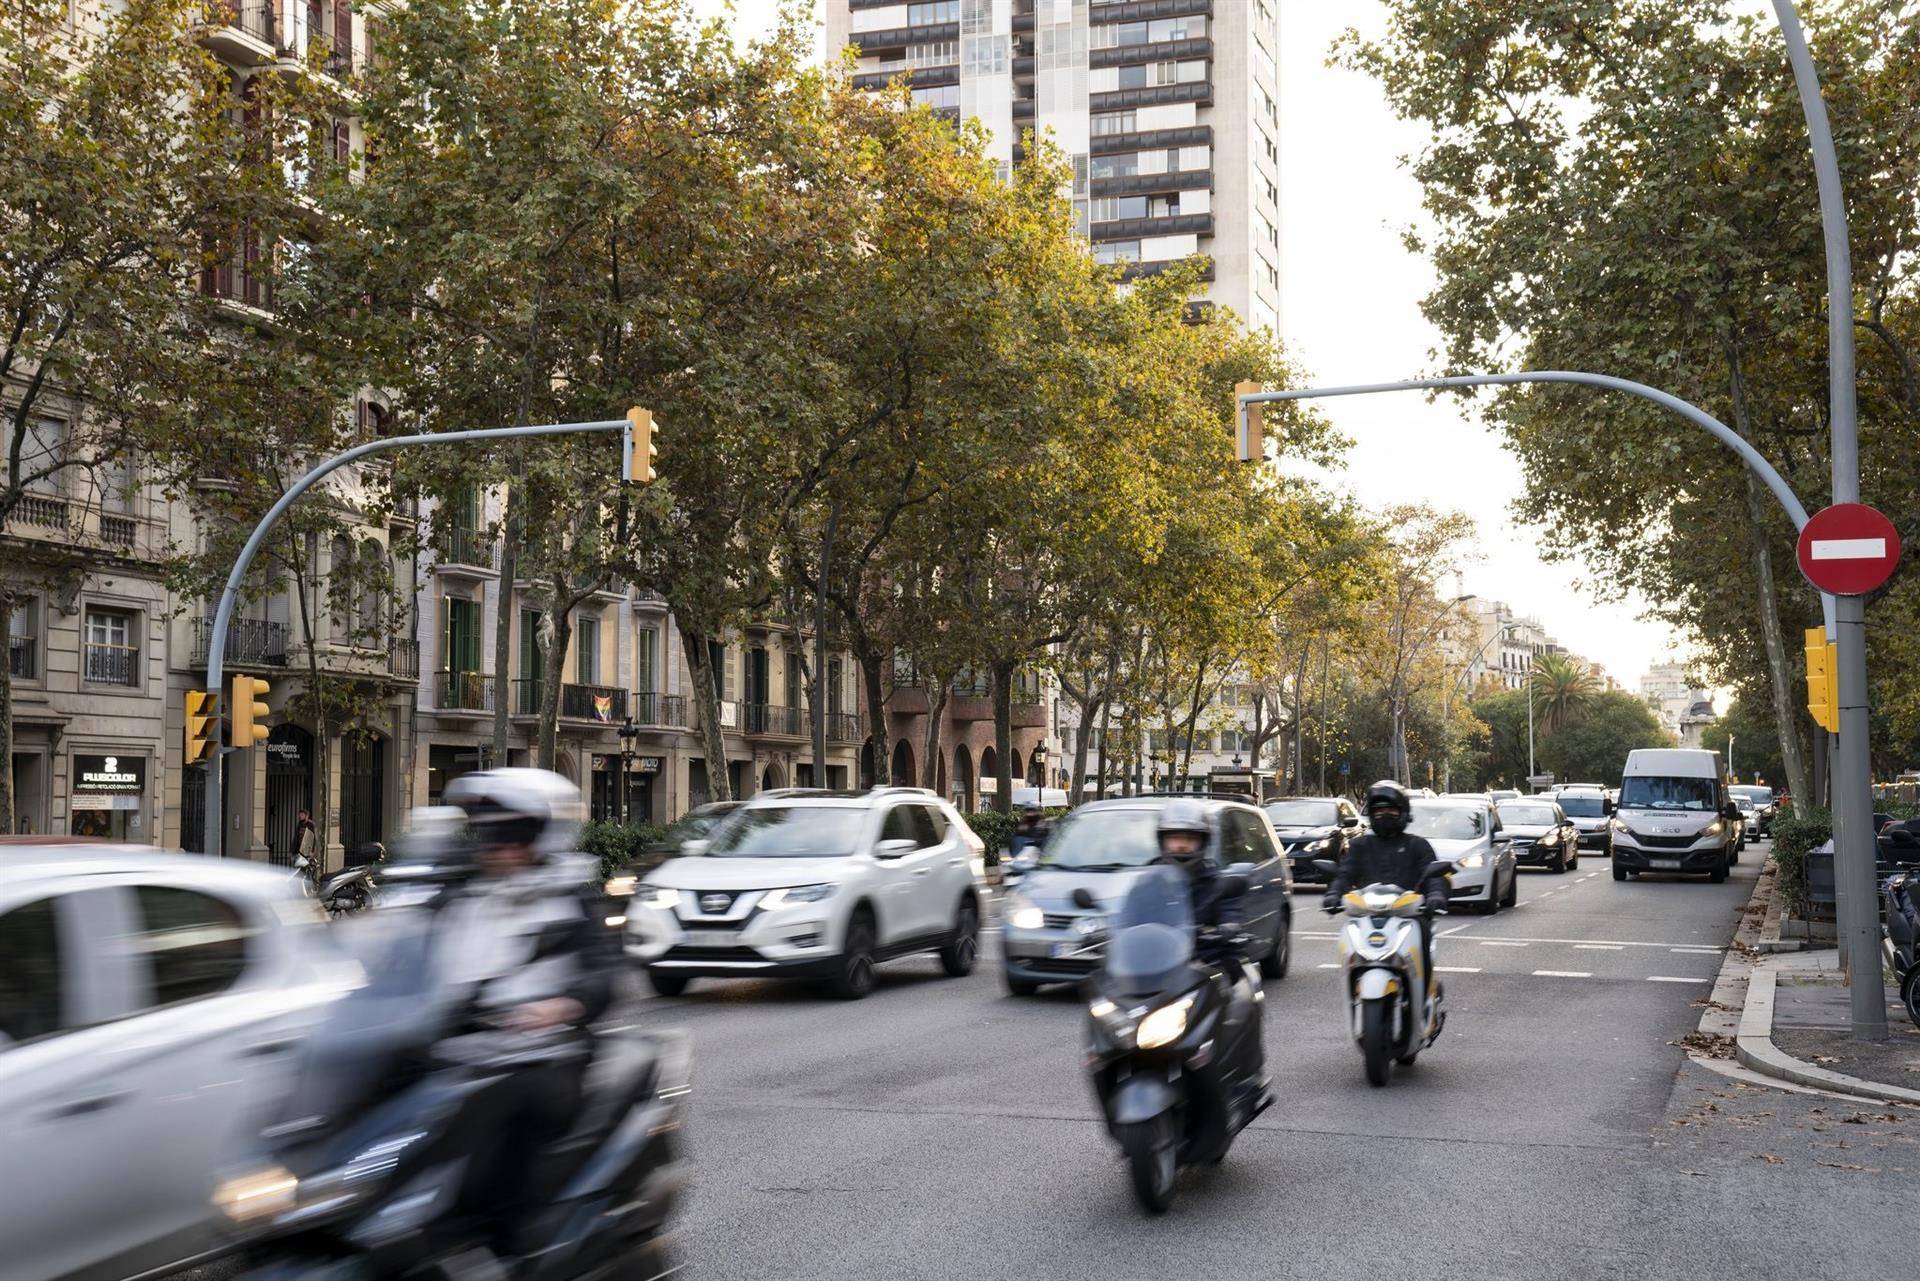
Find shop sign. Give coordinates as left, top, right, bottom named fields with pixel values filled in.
left=73, top=754, right=145, bottom=811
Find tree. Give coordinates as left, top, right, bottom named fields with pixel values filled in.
left=1532, top=652, right=1600, bottom=733
left=1360, top=506, right=1476, bottom=784
left=1700, top=696, right=1788, bottom=788
left=1540, top=691, right=1675, bottom=786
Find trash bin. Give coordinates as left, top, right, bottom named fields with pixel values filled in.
left=1806, top=839, right=1836, bottom=906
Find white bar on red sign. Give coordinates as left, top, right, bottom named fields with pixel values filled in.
left=1810, top=538, right=1888, bottom=560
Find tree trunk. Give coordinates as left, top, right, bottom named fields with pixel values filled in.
left=1071, top=693, right=1099, bottom=810
left=1095, top=683, right=1112, bottom=802
left=859, top=648, right=891, bottom=787
left=811, top=502, right=839, bottom=780
left=535, top=593, right=571, bottom=770
left=489, top=480, right=518, bottom=765
left=922, top=679, right=948, bottom=802
left=289, top=534, right=331, bottom=867
left=681, top=628, right=732, bottom=802
left=991, top=659, right=1013, bottom=813
left=0, top=599, right=15, bottom=834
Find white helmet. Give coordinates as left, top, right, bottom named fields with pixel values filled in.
left=442, top=768, right=583, bottom=859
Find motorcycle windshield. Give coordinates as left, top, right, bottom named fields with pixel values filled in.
left=1101, top=865, right=1194, bottom=994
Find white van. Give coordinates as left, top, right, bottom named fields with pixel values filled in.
left=1610, top=748, right=1740, bottom=883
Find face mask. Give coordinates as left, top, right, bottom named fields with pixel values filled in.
left=1370, top=811, right=1407, bottom=839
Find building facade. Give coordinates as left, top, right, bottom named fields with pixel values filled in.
left=827, top=0, right=1283, bottom=329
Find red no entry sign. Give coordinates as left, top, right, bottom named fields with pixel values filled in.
left=1796, top=503, right=1901, bottom=595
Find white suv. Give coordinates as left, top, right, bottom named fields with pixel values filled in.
left=626, top=788, right=984, bottom=999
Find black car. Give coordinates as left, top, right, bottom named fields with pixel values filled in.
left=1494, top=797, right=1582, bottom=872
left=1264, top=796, right=1363, bottom=885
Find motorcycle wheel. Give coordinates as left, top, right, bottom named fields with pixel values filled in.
left=1902, top=967, right=1920, bottom=1030
left=1360, top=996, right=1393, bottom=1088
left=1118, top=1118, right=1176, bottom=1214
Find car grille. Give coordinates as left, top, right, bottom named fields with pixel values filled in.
left=1509, top=840, right=1535, bottom=854
left=661, top=945, right=764, bottom=963
left=683, top=890, right=743, bottom=916
left=1043, top=913, right=1079, bottom=930
left=1632, top=833, right=1699, bottom=850
left=1025, top=956, right=1097, bottom=977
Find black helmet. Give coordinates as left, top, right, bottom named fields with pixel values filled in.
left=1365, top=780, right=1412, bottom=838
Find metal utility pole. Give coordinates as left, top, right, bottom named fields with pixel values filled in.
left=1525, top=658, right=1536, bottom=781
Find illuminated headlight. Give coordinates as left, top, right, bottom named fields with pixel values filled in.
left=639, top=886, right=679, bottom=909
left=214, top=1166, right=299, bottom=1222
left=604, top=875, right=638, bottom=897
left=1611, top=818, right=1631, bottom=833
left=1304, top=836, right=1333, bottom=853
left=1006, top=893, right=1043, bottom=931
left=1537, top=831, right=1560, bottom=847
left=1135, top=994, right=1195, bottom=1050
left=759, top=884, right=836, bottom=910
left=1701, top=820, right=1724, bottom=838
left=1457, top=852, right=1486, bottom=869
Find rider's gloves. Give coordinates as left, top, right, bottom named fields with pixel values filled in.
left=1320, top=891, right=1341, bottom=912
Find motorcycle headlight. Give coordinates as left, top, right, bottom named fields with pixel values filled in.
left=1135, top=994, right=1194, bottom=1050
left=759, top=884, right=835, bottom=910
left=1458, top=852, right=1485, bottom=869
left=1006, top=893, right=1043, bottom=931
left=640, top=886, right=679, bottom=909
left=213, top=1166, right=299, bottom=1222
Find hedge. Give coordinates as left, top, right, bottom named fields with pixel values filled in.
left=1769, top=805, right=1831, bottom=918
left=580, top=819, right=672, bottom=882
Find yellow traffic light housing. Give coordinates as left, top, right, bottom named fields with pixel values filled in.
left=1234, top=381, right=1264, bottom=463
left=1804, top=627, right=1838, bottom=733
left=624, top=406, right=659, bottom=484
left=231, top=674, right=272, bottom=748
left=184, top=689, right=219, bottom=764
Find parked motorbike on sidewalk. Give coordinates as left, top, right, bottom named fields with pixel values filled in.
left=1882, top=870, right=1920, bottom=1028
left=1082, top=866, right=1270, bottom=1213
left=1317, top=857, right=1450, bottom=1087
left=315, top=863, right=377, bottom=917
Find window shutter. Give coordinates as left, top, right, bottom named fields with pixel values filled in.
left=334, top=0, right=352, bottom=66
left=333, top=118, right=350, bottom=162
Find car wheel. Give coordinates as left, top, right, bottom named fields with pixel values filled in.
left=1900, top=966, right=1920, bottom=1030
left=1259, top=919, right=1290, bottom=980
left=1552, top=848, right=1569, bottom=873
left=1500, top=868, right=1518, bottom=908
left=647, top=971, right=690, bottom=997
left=1003, top=968, right=1040, bottom=997
left=1565, top=846, right=1577, bottom=869
left=1710, top=852, right=1730, bottom=884
left=831, top=910, right=878, bottom=1000
left=939, top=898, right=980, bottom=977
left=1612, top=862, right=1628, bottom=882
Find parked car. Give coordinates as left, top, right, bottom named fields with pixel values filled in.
left=1000, top=795, right=1292, bottom=994
left=1732, top=796, right=1759, bottom=850
left=1263, top=795, right=1363, bottom=885
left=1554, top=787, right=1614, bottom=855
left=1495, top=797, right=1582, bottom=872
left=1729, top=785, right=1777, bottom=837
left=0, top=846, right=358, bottom=1281
left=1609, top=748, right=1741, bottom=882
left=626, top=787, right=982, bottom=999
left=1407, top=799, right=1517, bottom=913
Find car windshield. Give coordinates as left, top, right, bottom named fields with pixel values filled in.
left=1406, top=804, right=1486, bottom=840
left=1499, top=803, right=1559, bottom=827
left=705, top=805, right=865, bottom=858
left=1732, top=787, right=1774, bottom=805
left=1620, top=776, right=1717, bottom=811
left=1041, top=808, right=1172, bottom=870
left=1558, top=794, right=1607, bottom=817
left=1265, top=800, right=1337, bottom=827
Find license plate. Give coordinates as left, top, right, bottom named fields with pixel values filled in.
left=1650, top=859, right=1682, bottom=870
left=683, top=929, right=738, bottom=947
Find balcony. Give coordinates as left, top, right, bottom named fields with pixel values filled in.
left=434, top=670, right=495, bottom=714
left=433, top=527, right=498, bottom=575
left=190, top=617, right=289, bottom=667
left=83, top=643, right=141, bottom=687
left=10, top=637, right=35, bottom=680
left=200, top=253, right=275, bottom=315
left=1090, top=0, right=1212, bottom=22
left=632, top=692, right=689, bottom=728
left=1089, top=81, right=1213, bottom=113
left=196, top=0, right=278, bottom=64
left=822, top=711, right=863, bottom=744
left=1120, top=258, right=1216, bottom=283
left=1091, top=211, right=1215, bottom=241
left=390, top=639, right=420, bottom=681
left=1089, top=123, right=1211, bottom=157
left=8, top=493, right=69, bottom=534
left=1090, top=37, right=1212, bottom=68
left=513, top=679, right=629, bottom=724
left=99, top=514, right=137, bottom=547
left=1090, top=168, right=1214, bottom=199
left=743, top=703, right=805, bottom=737
left=849, top=21, right=959, bottom=51
left=853, top=64, right=959, bottom=92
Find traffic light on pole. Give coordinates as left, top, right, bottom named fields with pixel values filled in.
left=1234, top=381, right=1264, bottom=463
left=231, top=674, right=272, bottom=748
left=623, top=406, right=658, bottom=484
left=184, top=689, right=219, bottom=764
left=1804, top=627, right=1839, bottom=733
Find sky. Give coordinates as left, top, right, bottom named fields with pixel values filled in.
left=684, top=0, right=1701, bottom=696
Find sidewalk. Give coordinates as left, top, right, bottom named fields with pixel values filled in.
left=1736, top=949, right=1920, bottom=1104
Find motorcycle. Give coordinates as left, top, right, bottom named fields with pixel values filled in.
left=219, top=904, right=687, bottom=1281
left=1317, top=857, right=1450, bottom=1087
left=316, top=863, right=377, bottom=917
left=1883, top=871, right=1920, bottom=1029
left=1081, top=866, right=1269, bottom=1213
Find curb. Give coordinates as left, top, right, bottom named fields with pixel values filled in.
left=1733, top=956, right=1920, bottom=1106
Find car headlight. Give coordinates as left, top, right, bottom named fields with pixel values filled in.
left=1006, top=893, right=1043, bottom=931
left=1304, top=836, right=1333, bottom=853
left=639, top=886, right=679, bottom=909
left=759, top=884, right=835, bottom=910
left=1457, top=852, right=1485, bottom=869
left=1135, top=994, right=1194, bottom=1050
left=1537, top=831, right=1560, bottom=847
left=213, top=1166, right=299, bottom=1222
left=1702, top=820, right=1724, bottom=837
left=604, top=875, right=638, bottom=897
left=1611, top=818, right=1630, bottom=833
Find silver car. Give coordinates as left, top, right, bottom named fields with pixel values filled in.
left=1408, top=799, right=1518, bottom=914
left=999, top=798, right=1293, bottom=995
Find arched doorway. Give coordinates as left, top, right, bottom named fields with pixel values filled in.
left=859, top=739, right=875, bottom=790
left=761, top=763, right=784, bottom=792
left=1011, top=749, right=1024, bottom=785
left=891, top=739, right=915, bottom=788
left=265, top=724, right=314, bottom=862
left=338, top=731, right=386, bottom=863
left=953, top=744, right=974, bottom=812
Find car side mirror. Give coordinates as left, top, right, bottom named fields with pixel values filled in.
left=1722, top=804, right=1741, bottom=821
left=681, top=839, right=709, bottom=857
left=1071, top=886, right=1098, bottom=910
left=1311, top=858, right=1338, bottom=876
left=1218, top=873, right=1251, bottom=898
left=874, top=838, right=917, bottom=860
left=1604, top=800, right=1615, bottom=815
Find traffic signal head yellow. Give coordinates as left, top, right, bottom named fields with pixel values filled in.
left=184, top=689, right=219, bottom=764
left=231, top=674, right=272, bottom=747
left=1804, top=627, right=1838, bottom=733
left=624, top=406, right=659, bottom=484
left=1234, top=381, right=1264, bottom=463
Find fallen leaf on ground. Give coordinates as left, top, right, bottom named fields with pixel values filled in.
left=1758, top=1154, right=1786, bottom=1164
left=1817, top=1161, right=1879, bottom=1172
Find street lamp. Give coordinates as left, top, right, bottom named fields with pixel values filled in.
left=617, top=715, right=641, bottom=824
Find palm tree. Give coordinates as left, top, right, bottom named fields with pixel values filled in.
left=1533, top=653, right=1600, bottom=733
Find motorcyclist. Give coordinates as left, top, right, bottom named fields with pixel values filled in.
left=1008, top=804, right=1050, bottom=858
left=1323, top=779, right=1450, bottom=1000
left=438, top=768, right=623, bottom=1249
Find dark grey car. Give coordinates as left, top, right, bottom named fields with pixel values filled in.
left=999, top=796, right=1293, bottom=995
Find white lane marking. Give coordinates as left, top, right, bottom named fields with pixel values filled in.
left=1810, top=537, right=1887, bottom=560
left=1669, top=947, right=1721, bottom=955
left=1437, top=924, right=1474, bottom=937
left=1648, top=975, right=1713, bottom=983
left=1479, top=940, right=1529, bottom=947
left=1430, top=933, right=1726, bottom=950
left=1317, top=962, right=1339, bottom=969
left=1435, top=966, right=1482, bottom=973
left=1533, top=969, right=1592, bottom=978
left=1574, top=944, right=1625, bottom=951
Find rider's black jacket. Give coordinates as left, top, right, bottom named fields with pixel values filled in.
left=1326, top=832, right=1450, bottom=909
left=1152, top=856, right=1248, bottom=960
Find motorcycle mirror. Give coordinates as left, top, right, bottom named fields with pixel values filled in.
left=1071, top=886, right=1098, bottom=910
left=1218, top=873, right=1251, bottom=898
left=1311, top=858, right=1338, bottom=876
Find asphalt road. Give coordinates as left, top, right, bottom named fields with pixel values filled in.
left=634, top=841, right=1914, bottom=1281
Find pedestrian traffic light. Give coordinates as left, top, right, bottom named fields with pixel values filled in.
left=1804, top=627, right=1838, bottom=733
left=231, top=674, right=272, bottom=748
left=184, top=689, right=219, bottom=764
left=624, top=406, right=658, bottom=484
left=1234, top=381, right=1264, bottom=463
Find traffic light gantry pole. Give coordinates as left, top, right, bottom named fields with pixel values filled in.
left=198, top=413, right=656, bottom=859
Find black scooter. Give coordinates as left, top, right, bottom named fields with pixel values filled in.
left=222, top=914, right=687, bottom=1281
left=1883, top=870, right=1920, bottom=1029
left=1081, top=866, right=1268, bottom=1213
